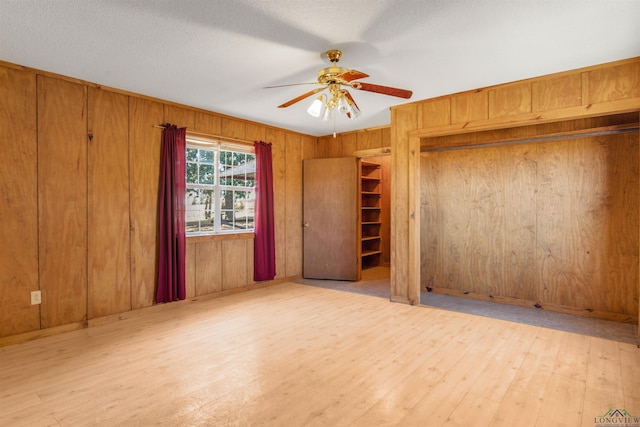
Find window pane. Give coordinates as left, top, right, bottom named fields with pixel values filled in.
left=186, top=188, right=214, bottom=233
left=186, top=148, right=198, bottom=162
left=186, top=163, right=198, bottom=184
left=220, top=150, right=253, bottom=186
left=218, top=189, right=254, bottom=231
left=199, top=149, right=214, bottom=164
left=235, top=190, right=254, bottom=230
left=199, top=164, right=214, bottom=184
left=246, top=154, right=255, bottom=187
left=219, top=155, right=231, bottom=185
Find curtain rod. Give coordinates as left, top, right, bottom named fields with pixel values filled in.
left=421, top=125, right=640, bottom=153
left=153, top=125, right=255, bottom=146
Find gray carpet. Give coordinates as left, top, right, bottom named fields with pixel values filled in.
left=295, top=270, right=639, bottom=345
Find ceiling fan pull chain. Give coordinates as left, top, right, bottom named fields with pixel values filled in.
left=333, top=113, right=336, bottom=138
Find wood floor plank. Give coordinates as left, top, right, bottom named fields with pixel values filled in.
left=0, top=282, right=637, bottom=427
left=581, top=336, right=626, bottom=424
left=395, top=318, right=527, bottom=425
left=487, top=369, right=552, bottom=427
left=353, top=311, right=491, bottom=426
left=442, top=392, right=502, bottom=427
left=536, top=373, right=586, bottom=427
left=618, top=342, right=640, bottom=414
left=303, top=309, right=481, bottom=426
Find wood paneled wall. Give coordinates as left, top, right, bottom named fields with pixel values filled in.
left=421, top=125, right=639, bottom=322
left=37, top=76, right=88, bottom=329
left=0, top=61, right=314, bottom=342
left=317, top=127, right=390, bottom=158
left=0, top=66, right=38, bottom=336
left=88, top=87, right=131, bottom=319
left=392, top=56, right=640, bottom=326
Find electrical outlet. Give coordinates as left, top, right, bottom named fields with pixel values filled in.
left=30, top=290, right=41, bottom=305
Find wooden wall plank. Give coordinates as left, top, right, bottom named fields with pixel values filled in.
left=381, top=127, right=391, bottom=148
left=185, top=242, right=196, bottom=298
left=588, top=61, right=640, bottom=104
left=488, top=81, right=532, bottom=118
left=222, top=239, right=247, bottom=290
left=163, top=105, right=195, bottom=129
left=37, top=76, right=88, bottom=328
left=418, top=98, right=450, bottom=129
left=246, top=238, right=255, bottom=286
left=285, top=133, right=303, bottom=277
left=0, top=65, right=39, bottom=337
left=267, top=127, right=287, bottom=279
left=356, top=129, right=383, bottom=151
left=87, top=88, right=131, bottom=318
left=532, top=74, right=582, bottom=112
left=451, top=90, right=488, bottom=124
left=245, top=122, right=266, bottom=142
left=129, top=97, right=163, bottom=309
left=317, top=136, right=330, bottom=158
left=221, top=118, right=246, bottom=139
left=326, top=135, right=343, bottom=158
left=341, top=133, right=357, bottom=156
left=537, top=134, right=638, bottom=316
left=301, top=134, right=316, bottom=160
left=195, top=241, right=222, bottom=295
left=421, top=143, right=537, bottom=300
left=194, top=111, right=222, bottom=135
left=420, top=153, right=437, bottom=291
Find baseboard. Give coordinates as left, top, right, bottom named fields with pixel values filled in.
left=423, top=287, right=638, bottom=324
left=0, top=275, right=301, bottom=347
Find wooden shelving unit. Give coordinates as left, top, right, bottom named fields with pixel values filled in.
left=359, top=160, right=382, bottom=269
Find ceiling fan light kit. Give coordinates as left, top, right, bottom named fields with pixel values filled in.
left=270, top=49, right=412, bottom=126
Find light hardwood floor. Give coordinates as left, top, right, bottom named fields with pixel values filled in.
left=1, top=282, right=639, bottom=426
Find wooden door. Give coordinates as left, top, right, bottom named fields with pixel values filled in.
left=303, top=158, right=359, bottom=280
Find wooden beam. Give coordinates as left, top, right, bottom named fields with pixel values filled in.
left=352, top=146, right=392, bottom=158
left=421, top=122, right=640, bottom=152
left=390, top=104, right=419, bottom=304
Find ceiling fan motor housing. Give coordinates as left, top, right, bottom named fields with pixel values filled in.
left=318, top=67, right=349, bottom=84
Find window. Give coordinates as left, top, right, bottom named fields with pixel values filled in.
left=185, top=138, right=255, bottom=235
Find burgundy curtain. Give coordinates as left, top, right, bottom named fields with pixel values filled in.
left=253, top=141, right=276, bottom=281
left=157, top=124, right=187, bottom=303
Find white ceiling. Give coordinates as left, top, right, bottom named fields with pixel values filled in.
left=1, top=1, right=639, bottom=137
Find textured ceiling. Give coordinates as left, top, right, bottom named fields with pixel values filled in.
left=1, top=0, right=639, bottom=137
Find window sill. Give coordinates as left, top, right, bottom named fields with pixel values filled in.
left=187, top=232, right=254, bottom=244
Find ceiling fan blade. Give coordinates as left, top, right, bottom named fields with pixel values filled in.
left=350, top=82, right=412, bottom=99
left=336, top=69, right=369, bottom=82
left=342, top=90, right=360, bottom=109
left=278, top=87, right=325, bottom=108
left=264, top=82, right=320, bottom=89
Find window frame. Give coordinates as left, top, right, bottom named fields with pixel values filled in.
left=185, top=135, right=255, bottom=236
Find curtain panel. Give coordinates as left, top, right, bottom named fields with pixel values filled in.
left=157, top=124, right=187, bottom=303
left=253, top=141, right=276, bottom=281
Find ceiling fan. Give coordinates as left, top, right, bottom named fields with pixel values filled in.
left=266, top=49, right=412, bottom=121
